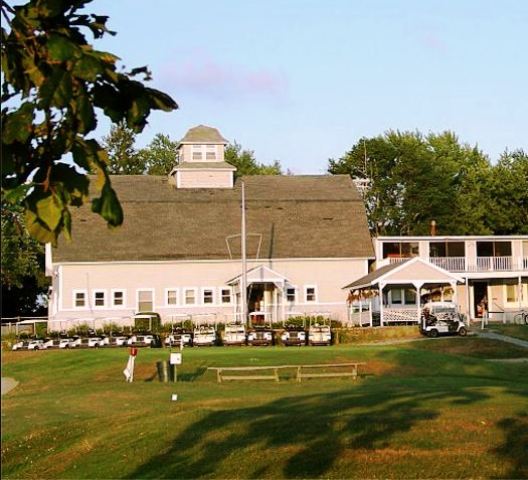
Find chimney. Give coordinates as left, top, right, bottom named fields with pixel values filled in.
left=430, top=220, right=437, bottom=236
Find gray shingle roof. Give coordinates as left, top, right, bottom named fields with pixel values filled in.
left=54, top=175, right=374, bottom=262
left=174, top=161, right=236, bottom=170
left=179, top=125, right=228, bottom=144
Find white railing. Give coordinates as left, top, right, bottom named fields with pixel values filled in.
left=473, top=256, right=513, bottom=272
left=383, top=308, right=420, bottom=323
left=428, top=257, right=466, bottom=272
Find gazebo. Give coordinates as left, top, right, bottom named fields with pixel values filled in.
left=343, top=258, right=464, bottom=327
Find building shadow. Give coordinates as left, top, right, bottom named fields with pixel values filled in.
left=492, top=411, right=528, bottom=479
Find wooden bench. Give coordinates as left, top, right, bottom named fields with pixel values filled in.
left=295, top=362, right=366, bottom=382
left=208, top=362, right=367, bottom=384
left=208, top=366, right=290, bottom=383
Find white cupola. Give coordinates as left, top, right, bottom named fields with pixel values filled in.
left=170, top=125, right=236, bottom=188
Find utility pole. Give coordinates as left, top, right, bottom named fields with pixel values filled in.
left=241, top=181, right=248, bottom=326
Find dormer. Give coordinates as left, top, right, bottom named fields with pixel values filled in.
left=170, top=125, right=236, bottom=188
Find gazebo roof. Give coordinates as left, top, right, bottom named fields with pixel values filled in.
left=343, top=257, right=464, bottom=290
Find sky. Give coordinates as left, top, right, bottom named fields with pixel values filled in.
left=92, top=0, right=527, bottom=174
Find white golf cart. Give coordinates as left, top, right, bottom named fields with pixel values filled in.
left=308, top=316, right=332, bottom=346
left=223, top=323, right=247, bottom=346
left=192, top=325, right=217, bottom=346
left=420, top=302, right=467, bottom=338
left=280, top=317, right=307, bottom=346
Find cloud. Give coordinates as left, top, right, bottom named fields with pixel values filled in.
left=160, top=53, right=288, bottom=102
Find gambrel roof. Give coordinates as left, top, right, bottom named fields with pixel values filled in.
left=54, top=174, right=374, bottom=262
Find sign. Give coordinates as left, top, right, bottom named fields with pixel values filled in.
left=170, top=353, right=182, bottom=365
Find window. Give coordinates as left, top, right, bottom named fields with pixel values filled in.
left=137, top=290, right=154, bottom=312
left=391, top=289, right=402, bottom=304
left=112, top=290, right=125, bottom=307
left=205, top=145, right=216, bottom=160
left=404, top=288, right=416, bottom=305
left=506, top=283, right=518, bottom=303
left=430, top=241, right=465, bottom=257
left=305, top=286, right=317, bottom=302
left=221, top=288, right=232, bottom=304
left=286, top=287, right=296, bottom=303
left=166, top=289, right=178, bottom=306
left=184, top=288, right=196, bottom=305
left=382, top=242, right=419, bottom=259
left=202, top=288, right=214, bottom=304
left=192, top=144, right=203, bottom=161
left=94, top=290, right=106, bottom=308
left=73, top=291, right=86, bottom=308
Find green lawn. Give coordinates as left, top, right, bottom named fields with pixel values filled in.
left=2, top=338, right=527, bottom=479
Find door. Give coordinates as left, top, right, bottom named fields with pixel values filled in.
left=473, top=282, right=488, bottom=318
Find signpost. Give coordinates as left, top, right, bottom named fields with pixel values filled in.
left=123, top=347, right=138, bottom=382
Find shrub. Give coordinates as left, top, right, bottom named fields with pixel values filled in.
left=334, top=326, right=420, bottom=344
left=102, top=322, right=122, bottom=334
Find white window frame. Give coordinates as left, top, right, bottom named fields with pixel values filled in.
left=165, top=287, right=179, bottom=307
left=219, top=287, right=233, bottom=305
left=136, top=288, right=155, bottom=312
left=286, top=286, right=297, bottom=303
left=73, top=289, right=88, bottom=310
left=184, top=287, right=198, bottom=306
left=304, top=285, right=318, bottom=303
left=202, top=287, right=215, bottom=305
left=111, top=289, right=126, bottom=308
left=93, top=289, right=107, bottom=309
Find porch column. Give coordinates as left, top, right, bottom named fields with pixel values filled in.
left=379, top=282, right=385, bottom=327
left=412, top=281, right=424, bottom=323
left=519, top=275, right=523, bottom=317
left=450, top=281, right=458, bottom=306
left=465, top=277, right=471, bottom=323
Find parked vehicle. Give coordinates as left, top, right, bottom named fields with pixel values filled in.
left=420, top=302, right=467, bottom=338
left=67, top=337, right=90, bottom=348
left=27, top=339, right=45, bottom=350
left=12, top=341, right=29, bottom=351
left=165, top=328, right=193, bottom=347
left=127, top=335, right=155, bottom=347
left=87, top=337, right=104, bottom=347
left=192, top=326, right=216, bottom=346
left=308, top=324, right=331, bottom=346
left=100, top=336, right=129, bottom=347
left=281, top=326, right=306, bottom=346
left=247, top=323, right=274, bottom=346
left=223, top=323, right=247, bottom=346
left=42, top=339, right=62, bottom=349
left=58, top=338, right=73, bottom=349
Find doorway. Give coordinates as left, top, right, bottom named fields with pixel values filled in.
left=473, top=282, right=488, bottom=318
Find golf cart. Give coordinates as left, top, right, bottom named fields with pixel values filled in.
left=165, top=328, right=193, bottom=347
left=192, top=325, right=217, bottom=346
left=420, top=302, right=467, bottom=338
left=247, top=317, right=274, bottom=346
left=223, top=323, right=247, bottom=346
left=308, top=317, right=332, bottom=346
left=280, top=318, right=307, bottom=346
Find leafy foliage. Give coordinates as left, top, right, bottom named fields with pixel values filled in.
left=225, top=141, right=282, bottom=176
left=140, top=133, right=179, bottom=176
left=329, top=131, right=501, bottom=235
left=102, top=121, right=145, bottom=174
left=1, top=0, right=178, bottom=244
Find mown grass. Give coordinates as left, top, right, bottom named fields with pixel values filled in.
left=2, top=337, right=528, bottom=479
left=487, top=324, right=528, bottom=341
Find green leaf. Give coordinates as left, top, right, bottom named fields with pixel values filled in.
left=35, top=194, right=62, bottom=231
left=47, top=34, right=78, bottom=61
left=25, top=210, right=56, bottom=245
left=2, top=103, right=34, bottom=144
left=73, top=88, right=96, bottom=133
left=91, top=182, right=123, bottom=227
left=73, top=54, right=103, bottom=81
left=2, top=184, right=33, bottom=204
left=39, top=69, right=73, bottom=108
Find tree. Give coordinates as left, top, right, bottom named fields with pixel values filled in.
left=487, top=149, right=528, bottom=234
left=1, top=0, right=178, bottom=245
left=139, top=133, right=179, bottom=176
left=1, top=200, right=49, bottom=317
left=225, top=142, right=282, bottom=176
left=102, top=122, right=145, bottom=174
left=328, top=131, right=493, bottom=236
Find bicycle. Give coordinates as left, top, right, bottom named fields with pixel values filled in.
left=513, top=310, right=528, bottom=325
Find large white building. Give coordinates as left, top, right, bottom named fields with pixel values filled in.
left=46, top=125, right=374, bottom=331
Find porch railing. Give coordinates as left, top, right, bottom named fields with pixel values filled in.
left=382, top=308, right=420, bottom=324
left=428, top=257, right=466, bottom=272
